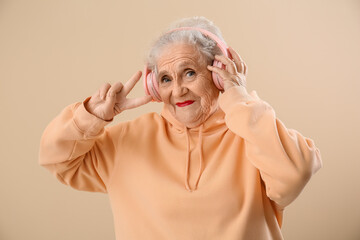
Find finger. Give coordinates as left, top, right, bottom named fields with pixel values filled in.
left=122, top=95, right=152, bottom=110
left=214, top=55, right=237, bottom=74
left=207, top=64, right=242, bottom=88
left=228, top=46, right=244, bottom=62
left=207, top=64, right=232, bottom=80
left=107, top=81, right=124, bottom=97
left=99, top=83, right=111, bottom=100
left=103, top=82, right=124, bottom=115
left=106, top=84, right=122, bottom=106
left=228, top=46, right=247, bottom=75
left=250, top=90, right=258, bottom=99
left=227, top=47, right=243, bottom=73
left=122, top=71, right=142, bottom=96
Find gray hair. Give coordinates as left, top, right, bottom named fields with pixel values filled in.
left=146, top=16, right=226, bottom=75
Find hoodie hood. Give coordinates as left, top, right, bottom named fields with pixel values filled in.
left=160, top=105, right=227, bottom=192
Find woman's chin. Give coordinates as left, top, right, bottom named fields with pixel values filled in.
left=175, top=113, right=205, bottom=128
left=166, top=102, right=214, bottom=128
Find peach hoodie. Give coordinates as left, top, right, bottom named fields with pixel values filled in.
left=39, top=86, right=322, bottom=240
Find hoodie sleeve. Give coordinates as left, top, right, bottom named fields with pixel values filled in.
left=39, top=97, right=119, bottom=193
left=219, top=86, right=323, bottom=208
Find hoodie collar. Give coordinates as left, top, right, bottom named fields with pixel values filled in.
left=160, top=105, right=226, bottom=134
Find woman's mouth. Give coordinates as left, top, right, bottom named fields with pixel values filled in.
left=176, top=100, right=195, bottom=107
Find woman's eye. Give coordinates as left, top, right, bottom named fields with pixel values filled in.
left=186, top=70, right=195, bottom=77
left=161, top=77, right=171, bottom=83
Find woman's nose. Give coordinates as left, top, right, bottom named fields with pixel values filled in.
left=172, top=80, right=188, bottom=97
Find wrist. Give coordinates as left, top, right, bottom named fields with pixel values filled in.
left=84, top=97, right=96, bottom=116
left=72, top=98, right=111, bottom=137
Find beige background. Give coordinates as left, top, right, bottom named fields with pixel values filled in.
left=1, top=0, right=359, bottom=239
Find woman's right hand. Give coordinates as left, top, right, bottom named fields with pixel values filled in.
left=85, top=71, right=152, bottom=121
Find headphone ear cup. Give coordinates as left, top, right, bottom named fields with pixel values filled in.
left=143, top=67, right=162, bottom=102
left=146, top=71, right=162, bottom=102
left=143, top=69, right=151, bottom=96
left=150, top=72, right=161, bottom=102
left=212, top=60, right=225, bottom=90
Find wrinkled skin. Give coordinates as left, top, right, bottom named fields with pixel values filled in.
left=156, top=42, right=247, bottom=128
left=156, top=43, right=220, bottom=128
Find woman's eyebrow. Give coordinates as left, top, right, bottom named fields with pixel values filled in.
left=158, top=61, right=196, bottom=77
left=158, top=70, right=169, bottom=78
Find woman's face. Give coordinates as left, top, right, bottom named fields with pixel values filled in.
left=157, top=43, right=219, bottom=128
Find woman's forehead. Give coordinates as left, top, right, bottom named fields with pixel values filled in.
left=157, top=43, right=206, bottom=72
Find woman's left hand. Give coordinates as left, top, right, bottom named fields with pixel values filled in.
left=207, top=46, right=247, bottom=91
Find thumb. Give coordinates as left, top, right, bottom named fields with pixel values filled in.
left=250, top=90, right=259, bottom=99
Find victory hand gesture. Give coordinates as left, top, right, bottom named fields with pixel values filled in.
left=85, top=71, right=152, bottom=121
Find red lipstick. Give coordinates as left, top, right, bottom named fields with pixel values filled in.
left=176, top=100, right=194, bottom=107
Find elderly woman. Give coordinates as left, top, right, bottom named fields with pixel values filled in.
left=39, top=16, right=322, bottom=240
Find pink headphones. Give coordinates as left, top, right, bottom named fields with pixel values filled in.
left=143, top=27, right=230, bottom=102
